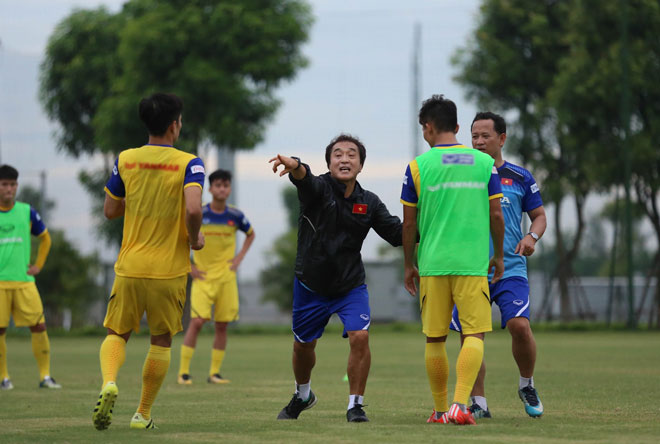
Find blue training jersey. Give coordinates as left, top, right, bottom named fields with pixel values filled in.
left=488, top=161, right=543, bottom=281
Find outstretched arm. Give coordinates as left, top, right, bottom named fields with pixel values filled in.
left=269, top=154, right=325, bottom=205
left=269, top=154, right=306, bottom=180
left=372, top=199, right=402, bottom=247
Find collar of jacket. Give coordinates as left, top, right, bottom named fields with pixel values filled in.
left=321, top=172, right=363, bottom=200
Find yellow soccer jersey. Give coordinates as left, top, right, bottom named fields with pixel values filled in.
left=104, top=144, right=205, bottom=279
left=192, top=204, right=253, bottom=282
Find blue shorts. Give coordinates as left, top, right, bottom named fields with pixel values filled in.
left=291, top=277, right=371, bottom=343
left=450, top=276, right=530, bottom=332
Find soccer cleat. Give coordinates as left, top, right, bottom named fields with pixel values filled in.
left=39, top=376, right=62, bottom=389
left=518, top=385, right=544, bottom=417
left=207, top=373, right=230, bottom=384
left=177, top=373, right=192, bottom=385
left=447, top=403, right=476, bottom=425
left=346, top=404, right=369, bottom=422
left=92, top=382, right=118, bottom=431
left=1, top=378, right=13, bottom=390
left=426, top=409, right=450, bottom=424
left=277, top=391, right=317, bottom=419
left=130, top=412, right=156, bottom=430
left=469, top=403, right=492, bottom=419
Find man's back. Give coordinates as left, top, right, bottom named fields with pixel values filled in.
left=411, top=145, right=496, bottom=276
left=106, top=145, right=204, bottom=279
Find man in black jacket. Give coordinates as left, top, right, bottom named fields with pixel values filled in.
left=269, top=134, right=402, bottom=423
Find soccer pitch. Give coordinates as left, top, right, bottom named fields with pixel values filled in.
left=1, top=327, right=659, bottom=443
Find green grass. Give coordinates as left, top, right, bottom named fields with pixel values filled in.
left=1, top=327, right=659, bottom=443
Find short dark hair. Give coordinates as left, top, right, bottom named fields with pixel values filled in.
left=138, top=93, right=183, bottom=136
left=418, top=94, right=457, bottom=133
left=472, top=111, right=506, bottom=135
left=0, top=165, right=18, bottom=181
left=324, top=133, right=366, bottom=167
left=208, top=169, right=232, bottom=185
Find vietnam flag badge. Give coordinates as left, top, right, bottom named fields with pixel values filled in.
left=501, top=178, right=513, bottom=186
left=352, top=203, right=368, bottom=214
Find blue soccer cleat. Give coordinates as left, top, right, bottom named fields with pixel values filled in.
left=469, top=403, right=492, bottom=419
left=518, top=385, right=544, bottom=417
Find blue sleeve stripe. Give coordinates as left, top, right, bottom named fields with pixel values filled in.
left=487, top=173, right=502, bottom=197
left=184, top=157, right=205, bottom=188
left=29, top=207, right=46, bottom=236
left=400, top=163, right=419, bottom=204
left=105, top=158, right=126, bottom=198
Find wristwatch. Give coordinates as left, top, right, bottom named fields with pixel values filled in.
left=527, top=231, right=539, bottom=241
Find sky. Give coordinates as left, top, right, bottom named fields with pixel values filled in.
left=0, top=0, right=488, bottom=280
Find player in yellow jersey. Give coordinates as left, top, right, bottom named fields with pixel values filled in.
left=0, top=164, right=60, bottom=390
left=177, top=169, right=255, bottom=385
left=92, top=93, right=205, bottom=431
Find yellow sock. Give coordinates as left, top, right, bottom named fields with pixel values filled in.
left=453, top=336, right=484, bottom=405
left=179, top=344, right=195, bottom=376
left=425, top=342, right=449, bottom=413
left=31, top=331, right=51, bottom=380
left=100, top=334, right=126, bottom=387
left=209, top=348, right=225, bottom=376
left=0, top=334, right=8, bottom=380
left=137, top=345, right=171, bottom=420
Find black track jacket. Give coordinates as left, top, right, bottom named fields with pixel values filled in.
left=289, top=164, right=402, bottom=297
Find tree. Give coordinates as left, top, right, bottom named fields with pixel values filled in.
left=455, top=0, right=660, bottom=325
left=260, top=187, right=299, bottom=311
left=453, top=0, right=591, bottom=321
left=549, top=0, right=660, bottom=326
left=40, top=0, right=312, bottom=245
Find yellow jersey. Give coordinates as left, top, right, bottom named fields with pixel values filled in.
left=193, top=204, right=253, bottom=282
left=104, top=144, right=205, bottom=279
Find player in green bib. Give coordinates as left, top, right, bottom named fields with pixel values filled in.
left=0, top=164, right=60, bottom=390
left=400, top=95, right=505, bottom=425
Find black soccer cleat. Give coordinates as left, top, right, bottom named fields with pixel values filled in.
left=277, top=391, right=317, bottom=419
left=346, top=404, right=369, bottom=422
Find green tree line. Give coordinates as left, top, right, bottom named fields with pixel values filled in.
left=453, top=0, right=660, bottom=326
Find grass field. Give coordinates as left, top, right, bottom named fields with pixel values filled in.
left=1, top=326, right=659, bottom=443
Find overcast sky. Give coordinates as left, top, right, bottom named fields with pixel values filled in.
left=1, top=0, right=486, bottom=280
